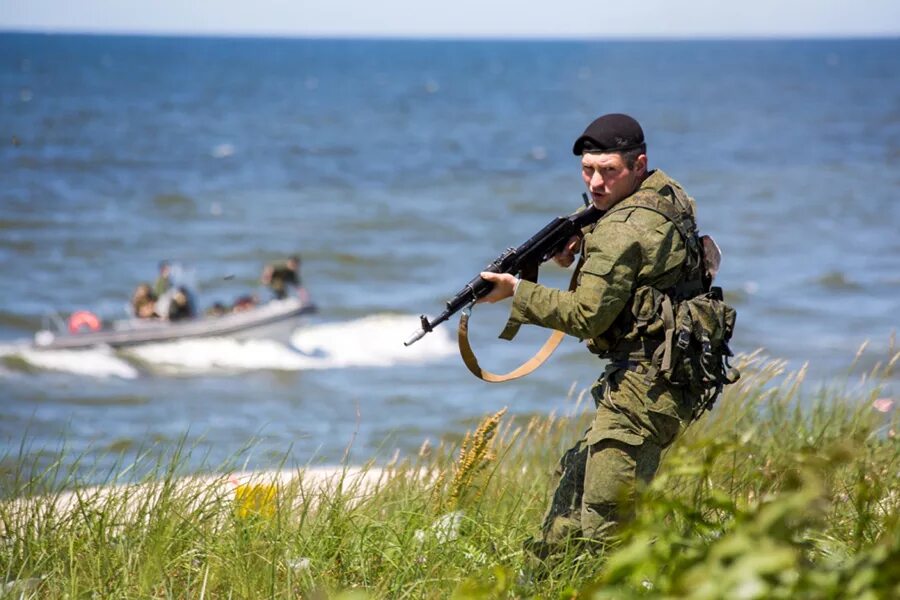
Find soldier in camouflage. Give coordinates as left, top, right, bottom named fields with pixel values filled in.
left=479, top=113, right=706, bottom=551
left=261, top=255, right=302, bottom=300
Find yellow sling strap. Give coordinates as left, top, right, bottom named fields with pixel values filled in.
left=457, top=258, right=584, bottom=383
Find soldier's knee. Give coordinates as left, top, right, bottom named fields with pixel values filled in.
left=579, top=439, right=642, bottom=537
left=581, top=502, right=626, bottom=540
left=584, top=439, right=639, bottom=501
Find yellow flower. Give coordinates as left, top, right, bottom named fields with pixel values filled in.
left=234, top=482, right=278, bottom=519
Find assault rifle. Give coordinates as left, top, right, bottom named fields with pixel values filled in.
left=404, top=196, right=603, bottom=346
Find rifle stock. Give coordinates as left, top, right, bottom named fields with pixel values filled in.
left=404, top=202, right=603, bottom=346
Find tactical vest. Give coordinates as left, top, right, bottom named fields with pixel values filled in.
left=590, top=180, right=740, bottom=414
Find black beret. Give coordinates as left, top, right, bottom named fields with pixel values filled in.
left=572, top=113, right=645, bottom=156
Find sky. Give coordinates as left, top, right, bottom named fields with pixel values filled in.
left=3, top=0, right=900, bottom=39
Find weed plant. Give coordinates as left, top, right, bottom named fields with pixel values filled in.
left=1, top=346, right=898, bottom=598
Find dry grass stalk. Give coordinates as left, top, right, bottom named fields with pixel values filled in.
left=448, top=407, right=507, bottom=506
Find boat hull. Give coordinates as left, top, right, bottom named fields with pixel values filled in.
left=33, top=299, right=316, bottom=350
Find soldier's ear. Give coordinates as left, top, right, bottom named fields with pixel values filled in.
left=635, top=154, right=648, bottom=175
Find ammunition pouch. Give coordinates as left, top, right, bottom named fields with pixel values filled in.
left=603, top=285, right=740, bottom=417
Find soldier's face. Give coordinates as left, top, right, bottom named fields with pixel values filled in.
left=580, top=152, right=645, bottom=210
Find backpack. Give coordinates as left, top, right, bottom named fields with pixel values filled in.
left=647, top=285, right=740, bottom=415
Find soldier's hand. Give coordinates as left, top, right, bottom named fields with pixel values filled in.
left=553, top=235, right=581, bottom=268
left=476, top=272, right=518, bottom=304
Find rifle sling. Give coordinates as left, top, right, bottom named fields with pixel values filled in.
left=457, top=258, right=583, bottom=383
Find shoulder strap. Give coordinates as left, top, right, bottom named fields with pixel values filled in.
left=604, top=189, right=699, bottom=253
left=457, top=258, right=583, bottom=383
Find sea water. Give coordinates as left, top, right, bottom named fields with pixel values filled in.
left=1, top=34, right=898, bottom=481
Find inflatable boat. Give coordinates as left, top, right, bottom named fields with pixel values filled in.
left=32, top=297, right=317, bottom=350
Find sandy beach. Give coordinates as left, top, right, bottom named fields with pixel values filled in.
left=2, top=466, right=402, bottom=536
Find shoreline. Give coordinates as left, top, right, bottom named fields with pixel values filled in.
left=1, top=465, right=403, bottom=536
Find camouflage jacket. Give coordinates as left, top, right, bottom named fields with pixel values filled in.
left=499, top=169, right=696, bottom=357
left=268, top=263, right=300, bottom=291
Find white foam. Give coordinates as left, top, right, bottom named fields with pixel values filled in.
left=290, top=313, right=455, bottom=368
left=127, top=314, right=455, bottom=373
left=0, top=343, right=139, bottom=379
left=211, top=142, right=235, bottom=158
left=127, top=337, right=307, bottom=372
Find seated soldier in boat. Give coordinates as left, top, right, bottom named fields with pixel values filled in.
left=167, top=287, right=195, bottom=322
left=131, top=283, right=159, bottom=319
left=232, top=294, right=258, bottom=313
left=205, top=301, right=229, bottom=317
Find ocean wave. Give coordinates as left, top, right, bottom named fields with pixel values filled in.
left=127, top=313, right=454, bottom=373
left=0, top=343, right=140, bottom=379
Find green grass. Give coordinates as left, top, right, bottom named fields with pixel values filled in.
left=1, top=346, right=898, bottom=598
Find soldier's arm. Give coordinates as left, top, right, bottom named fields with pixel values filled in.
left=498, top=218, right=642, bottom=341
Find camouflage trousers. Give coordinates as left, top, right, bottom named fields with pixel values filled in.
left=539, top=365, right=696, bottom=546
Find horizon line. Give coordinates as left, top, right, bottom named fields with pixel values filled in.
left=2, top=27, right=899, bottom=43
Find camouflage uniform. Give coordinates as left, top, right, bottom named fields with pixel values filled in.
left=500, top=169, right=701, bottom=545
left=267, top=262, right=300, bottom=300
left=153, top=275, right=170, bottom=299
